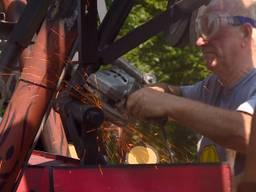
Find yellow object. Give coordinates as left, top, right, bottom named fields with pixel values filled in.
left=68, top=144, right=79, bottom=159
left=199, top=144, right=220, bottom=163
left=126, top=145, right=159, bottom=164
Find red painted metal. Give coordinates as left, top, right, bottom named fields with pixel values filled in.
left=17, top=151, right=78, bottom=192
left=17, top=167, right=50, bottom=192
left=53, top=165, right=231, bottom=192
left=0, top=1, right=77, bottom=191
left=17, top=156, right=232, bottom=192
left=41, top=109, right=70, bottom=157
left=2, top=0, right=70, bottom=159
left=28, top=150, right=79, bottom=166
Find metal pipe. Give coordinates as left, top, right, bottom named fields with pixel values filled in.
left=0, top=0, right=78, bottom=191
left=41, top=109, right=70, bottom=157
left=0, top=0, right=26, bottom=81
left=0, top=0, right=51, bottom=72
left=98, top=0, right=135, bottom=49
left=2, top=0, right=26, bottom=22
left=2, top=0, right=70, bottom=158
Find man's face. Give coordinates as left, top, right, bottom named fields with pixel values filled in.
left=195, top=6, right=242, bottom=74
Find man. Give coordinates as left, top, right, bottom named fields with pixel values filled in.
left=238, top=118, right=256, bottom=191
left=126, top=0, right=256, bottom=175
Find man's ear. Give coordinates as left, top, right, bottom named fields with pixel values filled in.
left=240, top=23, right=253, bottom=40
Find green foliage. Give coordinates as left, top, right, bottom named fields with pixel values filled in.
left=120, top=1, right=210, bottom=86
left=0, top=107, right=4, bottom=116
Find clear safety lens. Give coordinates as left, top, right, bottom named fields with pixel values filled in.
left=196, top=14, right=219, bottom=40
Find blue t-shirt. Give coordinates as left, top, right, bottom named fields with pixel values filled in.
left=180, top=69, right=256, bottom=174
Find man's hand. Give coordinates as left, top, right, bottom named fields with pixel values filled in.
left=126, top=87, right=170, bottom=120
left=146, top=83, right=182, bottom=95
left=146, top=83, right=169, bottom=93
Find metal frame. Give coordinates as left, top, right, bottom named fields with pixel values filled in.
left=0, top=0, right=210, bottom=190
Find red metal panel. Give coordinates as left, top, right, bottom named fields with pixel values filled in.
left=17, top=167, right=50, bottom=192
left=17, top=152, right=232, bottom=192
left=53, top=164, right=231, bottom=192
left=28, top=150, right=79, bottom=166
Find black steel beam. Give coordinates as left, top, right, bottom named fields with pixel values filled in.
left=0, top=0, right=52, bottom=72
left=78, top=0, right=98, bottom=67
left=98, top=0, right=135, bottom=50
left=99, top=10, right=173, bottom=64
left=99, top=0, right=210, bottom=64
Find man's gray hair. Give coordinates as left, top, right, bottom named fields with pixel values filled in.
left=209, top=0, right=256, bottom=18
left=209, top=0, right=256, bottom=38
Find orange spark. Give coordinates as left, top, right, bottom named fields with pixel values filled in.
left=98, top=164, right=103, bottom=176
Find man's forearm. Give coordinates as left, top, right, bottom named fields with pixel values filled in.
left=127, top=86, right=251, bottom=152
left=166, top=94, right=252, bottom=152
left=242, top=113, right=256, bottom=182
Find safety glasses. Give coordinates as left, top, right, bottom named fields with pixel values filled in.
left=195, top=12, right=256, bottom=40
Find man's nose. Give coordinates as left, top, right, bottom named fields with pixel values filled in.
left=196, top=36, right=208, bottom=46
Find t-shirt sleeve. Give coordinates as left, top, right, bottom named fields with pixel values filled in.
left=180, top=77, right=211, bottom=101
left=237, top=95, right=256, bottom=115
left=180, top=81, right=204, bottom=100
